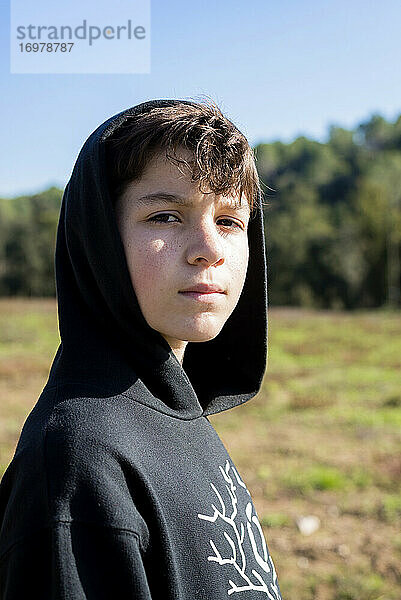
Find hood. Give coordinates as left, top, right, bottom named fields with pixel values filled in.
left=46, top=99, right=268, bottom=419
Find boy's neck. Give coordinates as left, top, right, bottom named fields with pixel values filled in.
left=161, top=335, right=188, bottom=366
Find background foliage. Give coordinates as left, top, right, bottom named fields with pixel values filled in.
left=1, top=112, right=401, bottom=309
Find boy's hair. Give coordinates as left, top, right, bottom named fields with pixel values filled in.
left=105, top=98, right=261, bottom=213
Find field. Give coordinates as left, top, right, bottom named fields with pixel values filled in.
left=0, top=299, right=400, bottom=599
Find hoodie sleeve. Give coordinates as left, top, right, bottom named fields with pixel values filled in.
left=0, top=521, right=153, bottom=599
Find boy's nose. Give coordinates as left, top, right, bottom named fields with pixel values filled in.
left=186, top=221, right=225, bottom=267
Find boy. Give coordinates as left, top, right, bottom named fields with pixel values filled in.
left=0, top=99, right=282, bottom=599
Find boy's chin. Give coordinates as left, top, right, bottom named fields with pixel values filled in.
left=161, top=321, right=226, bottom=344
left=183, top=323, right=228, bottom=343
left=185, top=330, right=222, bottom=343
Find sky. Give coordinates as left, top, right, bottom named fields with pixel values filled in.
left=1, top=0, right=401, bottom=197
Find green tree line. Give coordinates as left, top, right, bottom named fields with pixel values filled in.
left=1, top=113, right=400, bottom=308
left=257, top=112, right=401, bottom=309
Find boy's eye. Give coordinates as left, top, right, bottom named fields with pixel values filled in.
left=146, top=213, right=244, bottom=230
left=147, top=213, right=180, bottom=224
left=217, top=218, right=244, bottom=230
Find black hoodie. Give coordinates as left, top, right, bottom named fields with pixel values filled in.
left=0, top=99, right=282, bottom=599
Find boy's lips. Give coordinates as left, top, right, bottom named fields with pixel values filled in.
left=179, top=283, right=226, bottom=294
left=178, top=283, right=227, bottom=302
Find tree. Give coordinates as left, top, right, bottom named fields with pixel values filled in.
left=363, top=153, right=401, bottom=307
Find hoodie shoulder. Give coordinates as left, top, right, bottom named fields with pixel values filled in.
left=43, top=386, right=150, bottom=543
left=0, top=384, right=150, bottom=557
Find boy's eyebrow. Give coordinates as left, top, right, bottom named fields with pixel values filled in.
left=135, top=192, right=250, bottom=213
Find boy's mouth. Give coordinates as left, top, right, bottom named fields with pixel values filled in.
left=178, top=283, right=226, bottom=302
left=179, top=283, right=225, bottom=294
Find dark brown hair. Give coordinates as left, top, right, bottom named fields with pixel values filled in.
left=105, top=98, right=261, bottom=213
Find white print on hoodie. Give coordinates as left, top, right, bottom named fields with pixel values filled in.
left=198, top=460, right=282, bottom=598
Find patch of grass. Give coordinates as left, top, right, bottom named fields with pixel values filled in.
left=349, top=467, right=374, bottom=489
left=378, top=494, right=401, bottom=523
left=256, top=464, right=272, bottom=480
left=2, top=302, right=401, bottom=600
left=328, top=405, right=401, bottom=428
left=281, top=464, right=374, bottom=495
left=282, top=465, right=349, bottom=494
left=382, top=395, right=401, bottom=408
left=260, top=513, right=291, bottom=528
left=0, top=299, right=59, bottom=359
left=330, top=573, right=385, bottom=600
left=392, top=533, right=401, bottom=553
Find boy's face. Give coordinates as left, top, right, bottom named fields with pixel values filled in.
left=114, top=147, right=250, bottom=356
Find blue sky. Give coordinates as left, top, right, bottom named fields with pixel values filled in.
left=1, top=0, right=401, bottom=197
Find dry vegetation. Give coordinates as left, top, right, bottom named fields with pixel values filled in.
left=0, top=299, right=400, bottom=599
